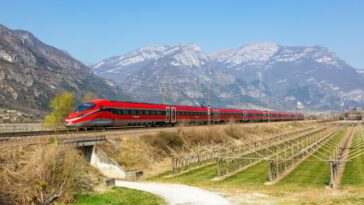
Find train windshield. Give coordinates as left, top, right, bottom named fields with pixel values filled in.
left=75, top=102, right=95, bottom=112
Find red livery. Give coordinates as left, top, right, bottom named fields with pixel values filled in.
left=65, top=99, right=304, bottom=128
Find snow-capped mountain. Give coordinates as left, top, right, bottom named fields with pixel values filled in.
left=210, top=42, right=279, bottom=67
left=93, top=42, right=364, bottom=111
left=357, top=69, right=364, bottom=77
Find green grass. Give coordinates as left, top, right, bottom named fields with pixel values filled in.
left=151, top=128, right=348, bottom=189
left=342, top=127, right=364, bottom=185
left=150, top=164, right=217, bottom=185
left=68, top=187, right=166, bottom=205
left=146, top=127, right=364, bottom=204
left=278, top=128, right=346, bottom=187
left=221, top=161, right=269, bottom=185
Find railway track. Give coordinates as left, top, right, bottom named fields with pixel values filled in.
left=0, top=120, right=313, bottom=141
left=0, top=126, right=154, bottom=139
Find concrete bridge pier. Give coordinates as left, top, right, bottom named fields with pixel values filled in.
left=65, top=136, right=126, bottom=179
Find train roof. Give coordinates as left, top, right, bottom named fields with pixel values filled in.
left=87, top=99, right=304, bottom=115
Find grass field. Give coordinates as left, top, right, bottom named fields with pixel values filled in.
left=68, top=187, right=166, bottom=205
left=342, top=126, right=364, bottom=186
left=279, top=128, right=347, bottom=187
left=148, top=126, right=364, bottom=204
left=151, top=128, right=348, bottom=188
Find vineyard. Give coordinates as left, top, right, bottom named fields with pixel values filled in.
left=151, top=122, right=364, bottom=192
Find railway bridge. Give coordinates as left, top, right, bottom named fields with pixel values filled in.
left=1, top=134, right=128, bottom=180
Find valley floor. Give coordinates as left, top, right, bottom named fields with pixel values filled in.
left=145, top=124, right=364, bottom=205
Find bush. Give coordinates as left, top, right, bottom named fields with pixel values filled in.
left=142, top=131, right=184, bottom=155
left=44, top=92, right=75, bottom=129
left=224, top=124, right=243, bottom=139
left=113, top=139, right=157, bottom=171
left=0, top=144, right=100, bottom=205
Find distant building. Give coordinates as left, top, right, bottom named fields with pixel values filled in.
left=343, top=108, right=363, bottom=121
left=0, top=108, right=33, bottom=123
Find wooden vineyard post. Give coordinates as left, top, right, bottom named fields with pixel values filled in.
left=197, top=143, right=201, bottom=164
left=329, top=161, right=338, bottom=189
left=172, top=157, right=176, bottom=175
left=268, top=160, right=276, bottom=182
left=216, top=158, right=221, bottom=177
left=284, top=144, right=287, bottom=169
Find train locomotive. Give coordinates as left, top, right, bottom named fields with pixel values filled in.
left=64, top=99, right=304, bottom=128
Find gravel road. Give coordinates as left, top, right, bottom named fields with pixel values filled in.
left=115, top=181, right=230, bottom=205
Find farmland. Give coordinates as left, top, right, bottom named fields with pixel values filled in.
left=149, top=123, right=364, bottom=204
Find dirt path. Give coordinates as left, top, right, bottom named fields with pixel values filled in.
left=115, top=181, right=230, bottom=205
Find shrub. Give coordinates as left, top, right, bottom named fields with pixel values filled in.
left=113, top=139, right=157, bottom=171
left=44, top=92, right=75, bottom=129
left=0, top=144, right=100, bottom=205
left=142, top=131, right=184, bottom=155
left=224, top=124, right=243, bottom=139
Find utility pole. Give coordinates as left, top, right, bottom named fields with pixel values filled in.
left=208, top=82, right=211, bottom=126
left=160, top=81, right=166, bottom=104
left=268, top=96, right=271, bottom=123
left=295, top=101, right=298, bottom=123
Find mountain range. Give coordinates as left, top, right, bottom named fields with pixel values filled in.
left=0, top=24, right=125, bottom=116
left=92, top=42, right=364, bottom=111
left=1, top=23, right=363, bottom=116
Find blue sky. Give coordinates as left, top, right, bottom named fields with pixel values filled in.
left=1, top=0, right=363, bottom=68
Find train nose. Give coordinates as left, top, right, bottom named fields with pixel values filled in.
left=64, top=112, right=79, bottom=126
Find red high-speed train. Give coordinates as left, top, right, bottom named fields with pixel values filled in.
left=64, top=99, right=304, bottom=128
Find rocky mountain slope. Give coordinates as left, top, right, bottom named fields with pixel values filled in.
left=357, top=69, right=364, bottom=78
left=0, top=24, right=125, bottom=115
left=93, top=42, right=364, bottom=111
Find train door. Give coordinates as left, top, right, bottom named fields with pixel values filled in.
left=243, top=111, right=248, bottom=122
left=165, top=107, right=170, bottom=124
left=263, top=112, right=267, bottom=121
left=171, top=107, right=177, bottom=123
left=213, top=110, right=220, bottom=123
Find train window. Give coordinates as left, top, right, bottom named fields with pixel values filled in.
left=150, top=111, right=155, bottom=115
left=130, top=110, right=136, bottom=115
left=115, top=109, right=120, bottom=115
left=145, top=110, right=150, bottom=115
left=123, top=110, right=129, bottom=115
left=156, top=111, right=161, bottom=115
left=76, top=102, right=95, bottom=112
